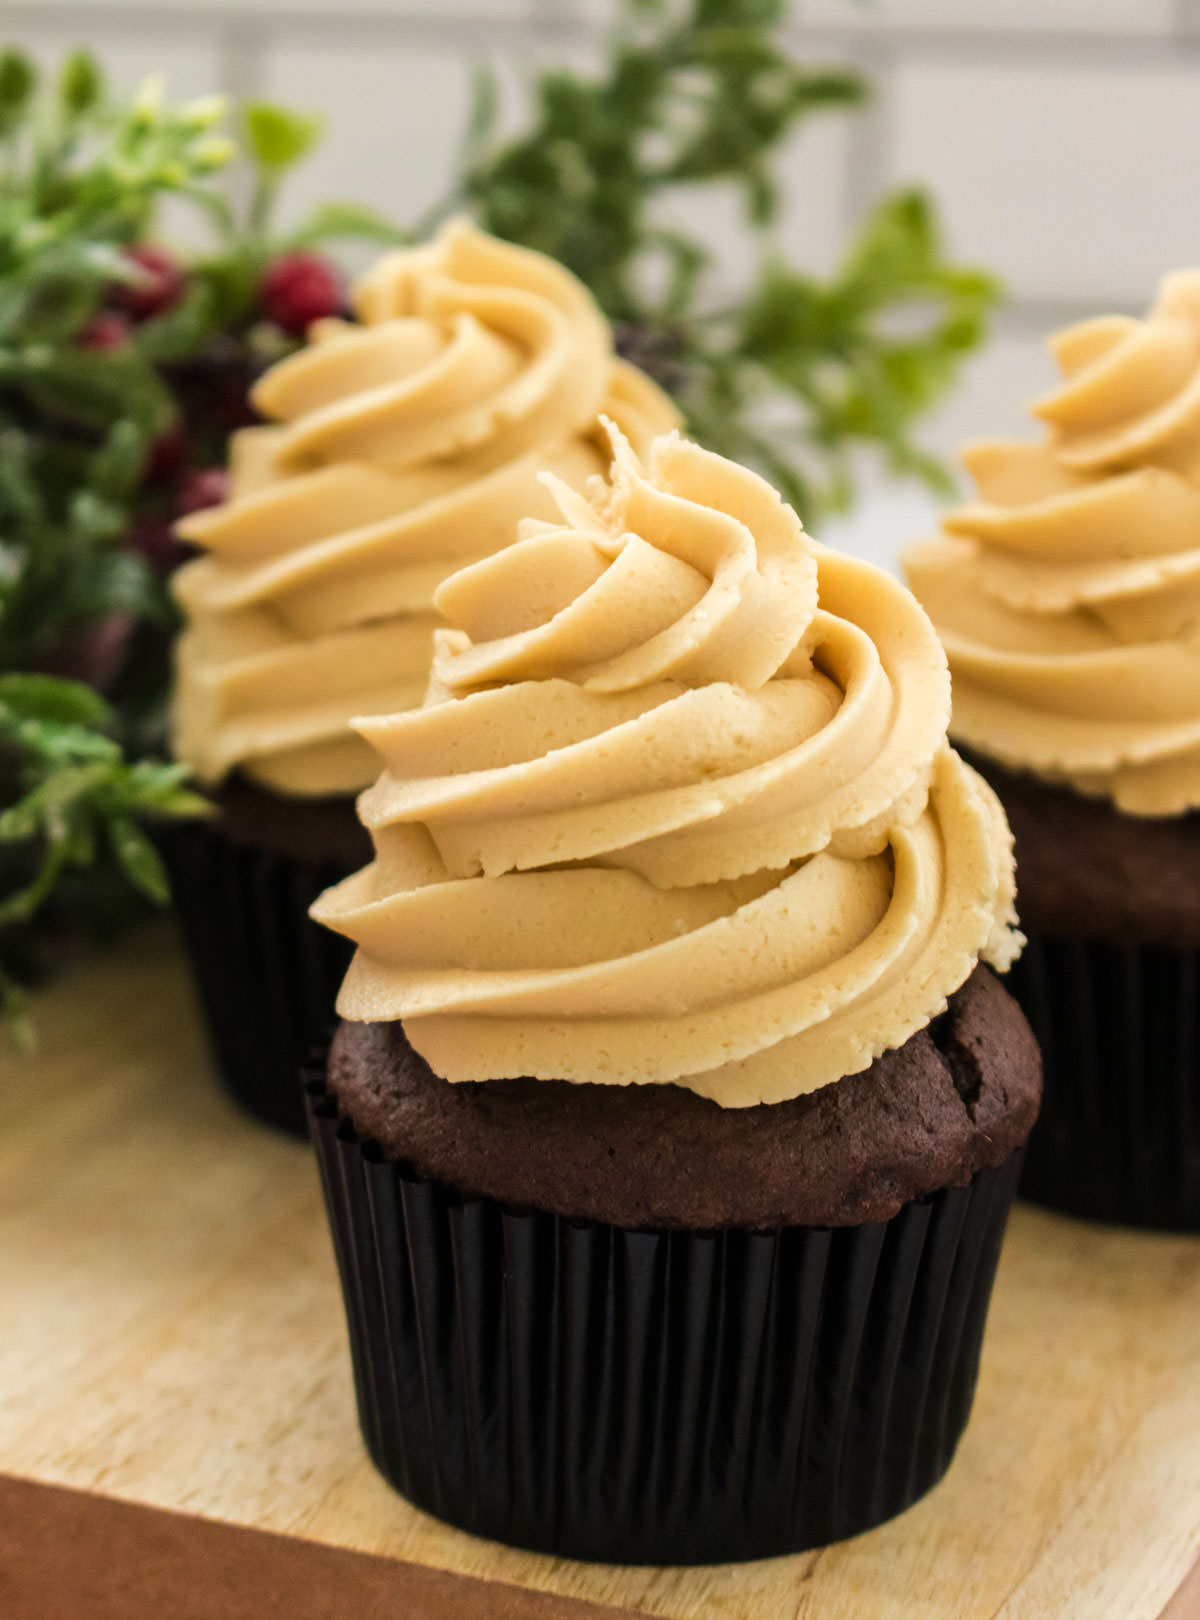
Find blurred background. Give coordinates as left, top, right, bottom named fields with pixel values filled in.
left=8, top=0, right=1200, bottom=506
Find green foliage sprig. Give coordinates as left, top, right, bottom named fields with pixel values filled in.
left=0, top=673, right=208, bottom=1042
left=0, top=54, right=234, bottom=1020
left=0, top=54, right=402, bottom=1023
left=0, top=63, right=226, bottom=671
left=432, top=0, right=998, bottom=520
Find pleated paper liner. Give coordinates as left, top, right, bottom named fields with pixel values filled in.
left=1009, top=931, right=1200, bottom=1230
left=160, top=817, right=355, bottom=1137
left=305, top=1065, right=1024, bottom=1566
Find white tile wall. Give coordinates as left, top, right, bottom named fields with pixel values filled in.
left=260, top=38, right=475, bottom=233
left=887, top=57, right=1200, bottom=308
left=3, top=15, right=222, bottom=101
left=8, top=0, right=1200, bottom=485
left=25, top=0, right=532, bottom=14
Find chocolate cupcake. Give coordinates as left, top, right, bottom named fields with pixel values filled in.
left=163, top=221, right=679, bottom=1133
left=308, top=428, right=1040, bottom=1562
left=905, top=270, right=1200, bottom=1229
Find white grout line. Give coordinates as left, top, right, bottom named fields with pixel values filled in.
left=785, top=21, right=1200, bottom=68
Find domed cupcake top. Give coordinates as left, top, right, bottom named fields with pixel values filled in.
left=905, top=269, right=1200, bottom=817
left=170, top=220, right=679, bottom=797
left=313, top=428, right=1019, bottom=1107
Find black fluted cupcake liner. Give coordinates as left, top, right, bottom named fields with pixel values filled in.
left=1009, top=931, right=1200, bottom=1230
left=159, top=818, right=354, bottom=1137
left=305, top=1066, right=1023, bottom=1565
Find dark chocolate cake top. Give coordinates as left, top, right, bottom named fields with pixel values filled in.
left=966, top=751, right=1200, bottom=949
left=327, top=965, right=1040, bottom=1231
left=210, top=774, right=371, bottom=868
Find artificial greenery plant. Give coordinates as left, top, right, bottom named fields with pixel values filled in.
left=0, top=52, right=399, bottom=1035
left=434, top=0, right=998, bottom=518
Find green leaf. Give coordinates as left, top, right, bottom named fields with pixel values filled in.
left=0, top=674, right=111, bottom=730
left=132, top=277, right=219, bottom=361
left=178, top=93, right=227, bottom=134
left=1, top=757, right=110, bottom=829
left=107, top=815, right=169, bottom=903
left=67, top=487, right=127, bottom=543
left=6, top=724, right=120, bottom=769
left=285, top=200, right=406, bottom=249
left=148, top=788, right=213, bottom=819
left=58, top=50, right=103, bottom=117
left=0, top=49, right=35, bottom=122
left=17, top=347, right=172, bottom=436
left=129, top=73, right=165, bottom=130
left=88, top=548, right=164, bottom=620
left=0, top=796, right=44, bottom=845
left=89, top=419, right=152, bottom=500
left=243, top=101, right=323, bottom=172
left=189, top=134, right=236, bottom=176
left=0, top=969, right=34, bottom=1053
left=744, top=159, right=774, bottom=227
left=695, top=0, right=785, bottom=25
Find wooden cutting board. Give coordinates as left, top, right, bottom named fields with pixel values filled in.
left=3, top=923, right=1200, bottom=1619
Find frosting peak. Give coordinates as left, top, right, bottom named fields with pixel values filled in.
left=433, top=428, right=819, bottom=696
left=313, top=431, right=1019, bottom=1106
left=905, top=268, right=1200, bottom=817
left=170, top=220, right=679, bottom=797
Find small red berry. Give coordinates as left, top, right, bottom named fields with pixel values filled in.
left=78, top=312, right=130, bottom=350
left=143, top=419, right=190, bottom=485
left=259, top=252, right=343, bottom=337
left=174, top=466, right=229, bottom=517
left=115, top=245, right=186, bottom=322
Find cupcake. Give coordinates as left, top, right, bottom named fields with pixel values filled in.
left=307, top=427, right=1041, bottom=1563
left=163, top=221, right=679, bottom=1133
left=905, top=270, right=1200, bottom=1230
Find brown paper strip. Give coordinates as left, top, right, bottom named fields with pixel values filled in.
left=0, top=1475, right=653, bottom=1620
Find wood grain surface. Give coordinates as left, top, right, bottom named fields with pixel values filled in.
left=4, top=923, right=1200, bottom=1620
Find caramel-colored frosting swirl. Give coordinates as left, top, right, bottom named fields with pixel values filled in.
left=170, top=220, right=680, bottom=797
left=313, top=429, right=1019, bottom=1106
left=905, top=269, right=1200, bottom=817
